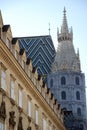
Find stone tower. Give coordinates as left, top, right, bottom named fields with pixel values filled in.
left=47, top=8, right=87, bottom=130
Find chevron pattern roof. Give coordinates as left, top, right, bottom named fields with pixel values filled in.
left=18, top=35, right=56, bottom=78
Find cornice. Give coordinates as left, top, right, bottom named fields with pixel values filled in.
left=0, top=39, right=65, bottom=130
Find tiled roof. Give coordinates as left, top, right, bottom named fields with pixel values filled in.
left=18, top=35, right=56, bottom=78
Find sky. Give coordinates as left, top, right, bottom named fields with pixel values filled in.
left=0, top=1, right=87, bottom=86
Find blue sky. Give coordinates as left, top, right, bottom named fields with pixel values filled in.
left=0, top=0, right=87, bottom=87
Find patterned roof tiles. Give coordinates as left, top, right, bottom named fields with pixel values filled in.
left=18, top=35, right=56, bottom=78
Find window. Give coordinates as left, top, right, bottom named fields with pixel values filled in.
left=61, top=91, right=66, bottom=100
left=0, top=122, right=4, bottom=130
left=76, top=91, right=80, bottom=100
left=50, top=79, right=53, bottom=87
left=35, top=107, right=38, bottom=125
left=1, top=69, right=6, bottom=90
left=61, top=76, right=66, bottom=85
left=80, top=124, right=84, bottom=130
left=10, top=77, right=15, bottom=100
left=19, top=88, right=22, bottom=108
left=75, top=77, right=79, bottom=85
left=42, top=118, right=46, bottom=130
left=77, top=108, right=81, bottom=116
left=28, top=99, right=31, bottom=117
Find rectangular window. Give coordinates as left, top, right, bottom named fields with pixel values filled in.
left=1, top=69, right=6, bottom=90
left=10, top=77, right=15, bottom=100
left=28, top=99, right=31, bottom=117
left=19, top=88, right=22, bottom=108
left=35, top=107, right=38, bottom=125
left=43, top=118, right=46, bottom=130
left=0, top=122, right=4, bottom=130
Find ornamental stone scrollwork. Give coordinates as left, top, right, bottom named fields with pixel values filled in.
left=18, top=116, right=23, bottom=130
left=9, top=111, right=16, bottom=127
left=35, top=124, right=39, bottom=130
left=27, top=126, right=31, bottom=130
left=0, top=100, right=6, bottom=120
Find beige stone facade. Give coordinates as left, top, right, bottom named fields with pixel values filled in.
left=0, top=11, right=66, bottom=130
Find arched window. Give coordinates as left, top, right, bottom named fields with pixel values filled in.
left=75, top=77, right=80, bottom=85
left=61, top=91, right=66, bottom=100
left=50, top=79, right=53, bottom=87
left=80, top=124, right=84, bottom=130
left=77, top=108, right=81, bottom=116
left=61, top=76, right=66, bottom=85
left=76, top=91, right=80, bottom=100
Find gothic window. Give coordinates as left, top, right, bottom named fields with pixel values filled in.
left=77, top=108, right=81, bottom=116
left=80, top=124, right=84, bottom=130
left=75, top=77, right=80, bottom=85
left=76, top=91, right=80, bottom=100
left=61, top=91, right=66, bottom=100
left=61, top=76, right=66, bottom=85
left=50, top=79, right=53, bottom=87
left=0, top=122, right=4, bottom=130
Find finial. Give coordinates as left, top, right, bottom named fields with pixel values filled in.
left=63, top=7, right=66, bottom=15
left=48, top=23, right=50, bottom=35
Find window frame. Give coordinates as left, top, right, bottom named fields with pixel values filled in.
left=18, top=87, right=22, bottom=108
left=61, top=76, right=66, bottom=85
left=61, top=91, right=66, bottom=100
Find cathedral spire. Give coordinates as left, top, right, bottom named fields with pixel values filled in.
left=61, top=7, right=68, bottom=34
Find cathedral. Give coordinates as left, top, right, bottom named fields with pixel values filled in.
left=16, top=8, right=87, bottom=130
left=0, top=6, right=86, bottom=130
left=47, top=8, right=87, bottom=130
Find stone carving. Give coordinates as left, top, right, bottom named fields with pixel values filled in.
left=18, top=116, right=23, bottom=130
left=27, top=126, right=31, bottom=130
left=9, top=111, right=16, bottom=127
left=0, top=100, right=6, bottom=120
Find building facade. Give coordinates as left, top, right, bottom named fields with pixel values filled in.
left=0, top=11, right=66, bottom=130
left=47, top=8, right=87, bottom=130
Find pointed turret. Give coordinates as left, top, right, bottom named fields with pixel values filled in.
left=52, top=8, right=81, bottom=72
left=57, top=7, right=73, bottom=42
left=61, top=7, right=68, bottom=33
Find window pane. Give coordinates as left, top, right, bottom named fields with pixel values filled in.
left=35, top=109, right=38, bottom=124
left=19, top=89, right=22, bottom=107
left=11, top=80, right=15, bottom=99
left=61, top=76, right=66, bottom=85
left=76, top=91, right=80, bottom=100
left=75, top=77, right=79, bottom=85
left=0, top=122, right=4, bottom=130
left=61, top=91, right=66, bottom=100
left=43, top=118, right=46, bottom=130
left=28, top=100, right=31, bottom=117
left=1, top=70, right=6, bottom=90
left=50, top=79, right=53, bottom=87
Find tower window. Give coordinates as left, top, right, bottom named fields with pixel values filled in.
left=76, top=91, right=80, bottom=100
left=77, top=108, right=81, bottom=116
left=75, top=77, right=80, bottom=85
left=50, top=79, right=53, bottom=87
left=61, top=91, right=66, bottom=100
left=61, top=76, right=66, bottom=85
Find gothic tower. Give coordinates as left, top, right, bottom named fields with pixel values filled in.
left=47, top=8, right=87, bottom=130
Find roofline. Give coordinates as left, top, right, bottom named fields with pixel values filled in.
left=14, top=35, right=51, bottom=39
